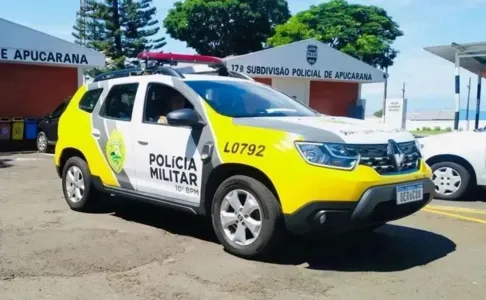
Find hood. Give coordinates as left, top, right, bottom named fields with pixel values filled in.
left=234, top=115, right=415, bottom=144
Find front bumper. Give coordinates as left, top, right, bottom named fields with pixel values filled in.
left=283, top=178, right=435, bottom=235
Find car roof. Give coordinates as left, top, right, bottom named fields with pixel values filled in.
left=181, top=74, right=252, bottom=82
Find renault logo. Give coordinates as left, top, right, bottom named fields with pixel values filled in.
left=387, top=139, right=405, bottom=171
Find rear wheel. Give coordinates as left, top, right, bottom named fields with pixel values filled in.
left=211, top=175, right=284, bottom=259
left=431, top=161, right=471, bottom=200
left=61, top=156, right=99, bottom=211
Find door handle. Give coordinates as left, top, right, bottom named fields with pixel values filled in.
left=138, top=140, right=148, bottom=145
left=92, top=129, right=101, bottom=139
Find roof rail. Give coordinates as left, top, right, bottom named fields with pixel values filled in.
left=93, top=66, right=185, bottom=82
left=137, top=52, right=225, bottom=67
left=92, top=52, right=251, bottom=82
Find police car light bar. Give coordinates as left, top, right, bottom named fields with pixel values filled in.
left=136, top=52, right=225, bottom=67
left=93, top=52, right=248, bottom=83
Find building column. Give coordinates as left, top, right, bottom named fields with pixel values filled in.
left=357, top=83, right=362, bottom=101
left=475, top=71, right=482, bottom=129
left=77, top=67, right=85, bottom=87
left=454, top=52, right=461, bottom=130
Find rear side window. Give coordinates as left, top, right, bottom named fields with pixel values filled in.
left=51, top=102, right=68, bottom=118
left=79, top=88, right=103, bottom=113
left=99, top=83, right=139, bottom=122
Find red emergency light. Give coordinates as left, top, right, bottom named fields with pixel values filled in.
left=136, top=52, right=225, bottom=66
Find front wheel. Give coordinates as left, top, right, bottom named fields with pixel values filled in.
left=211, top=175, right=284, bottom=259
left=431, top=161, right=471, bottom=200
left=36, top=131, right=49, bottom=153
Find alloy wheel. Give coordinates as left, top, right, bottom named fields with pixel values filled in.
left=219, top=189, right=262, bottom=246
left=37, top=133, right=47, bottom=152
left=65, top=166, right=85, bottom=203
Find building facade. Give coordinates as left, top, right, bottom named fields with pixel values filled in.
left=0, top=18, right=105, bottom=118
left=224, top=39, right=386, bottom=118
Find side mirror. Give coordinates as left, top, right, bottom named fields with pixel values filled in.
left=167, top=108, right=204, bottom=128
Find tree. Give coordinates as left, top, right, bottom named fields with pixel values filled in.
left=121, top=0, right=167, bottom=61
left=163, top=0, right=291, bottom=57
left=373, top=109, right=383, bottom=118
left=72, top=0, right=106, bottom=49
left=72, top=0, right=107, bottom=77
left=266, top=0, right=403, bottom=70
left=72, top=0, right=166, bottom=74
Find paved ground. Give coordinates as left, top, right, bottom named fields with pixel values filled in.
left=1, top=153, right=485, bottom=300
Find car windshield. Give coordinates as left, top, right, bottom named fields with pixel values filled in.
left=184, top=80, right=319, bottom=118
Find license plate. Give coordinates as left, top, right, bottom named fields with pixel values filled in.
left=396, top=183, right=423, bottom=205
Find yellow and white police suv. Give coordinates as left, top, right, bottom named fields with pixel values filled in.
left=54, top=53, right=434, bottom=259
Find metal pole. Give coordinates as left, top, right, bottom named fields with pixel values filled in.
left=454, top=52, right=461, bottom=130
left=466, top=77, right=471, bottom=130
left=402, top=82, right=406, bottom=98
left=382, top=67, right=388, bottom=123
left=476, top=71, right=482, bottom=129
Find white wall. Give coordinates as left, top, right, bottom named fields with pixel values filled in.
left=272, top=78, right=309, bottom=106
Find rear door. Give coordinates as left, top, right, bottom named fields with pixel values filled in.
left=90, top=79, right=141, bottom=190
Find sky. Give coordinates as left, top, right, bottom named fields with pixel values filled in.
left=2, top=0, right=486, bottom=115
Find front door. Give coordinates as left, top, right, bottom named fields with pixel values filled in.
left=133, top=81, right=203, bottom=205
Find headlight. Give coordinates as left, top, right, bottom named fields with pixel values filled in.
left=295, top=142, right=360, bottom=170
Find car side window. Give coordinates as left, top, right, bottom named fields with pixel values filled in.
left=143, top=83, right=194, bottom=125
left=51, top=102, right=67, bottom=118
left=100, top=83, right=139, bottom=121
left=79, top=88, right=103, bottom=113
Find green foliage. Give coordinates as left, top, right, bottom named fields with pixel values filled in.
left=121, top=0, right=167, bottom=59
left=373, top=109, right=383, bottom=118
left=433, top=126, right=441, bottom=131
left=445, top=127, right=452, bottom=132
left=266, top=0, right=403, bottom=69
left=72, top=0, right=166, bottom=75
left=72, top=0, right=105, bottom=48
left=163, top=0, right=291, bottom=57
left=72, top=0, right=107, bottom=76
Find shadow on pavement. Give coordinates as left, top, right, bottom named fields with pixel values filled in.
left=435, top=187, right=486, bottom=203
left=0, top=158, right=14, bottom=168
left=98, top=196, right=456, bottom=272
left=463, top=187, right=486, bottom=202
left=267, top=225, right=456, bottom=272
left=101, top=197, right=217, bottom=242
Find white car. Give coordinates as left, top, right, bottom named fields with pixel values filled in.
left=420, top=130, right=486, bottom=200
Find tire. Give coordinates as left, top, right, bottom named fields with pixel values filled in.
left=211, top=175, right=284, bottom=259
left=430, top=161, right=471, bottom=200
left=61, top=156, right=98, bottom=212
left=36, top=131, right=49, bottom=153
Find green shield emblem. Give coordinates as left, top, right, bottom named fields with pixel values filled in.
left=105, top=130, right=125, bottom=173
